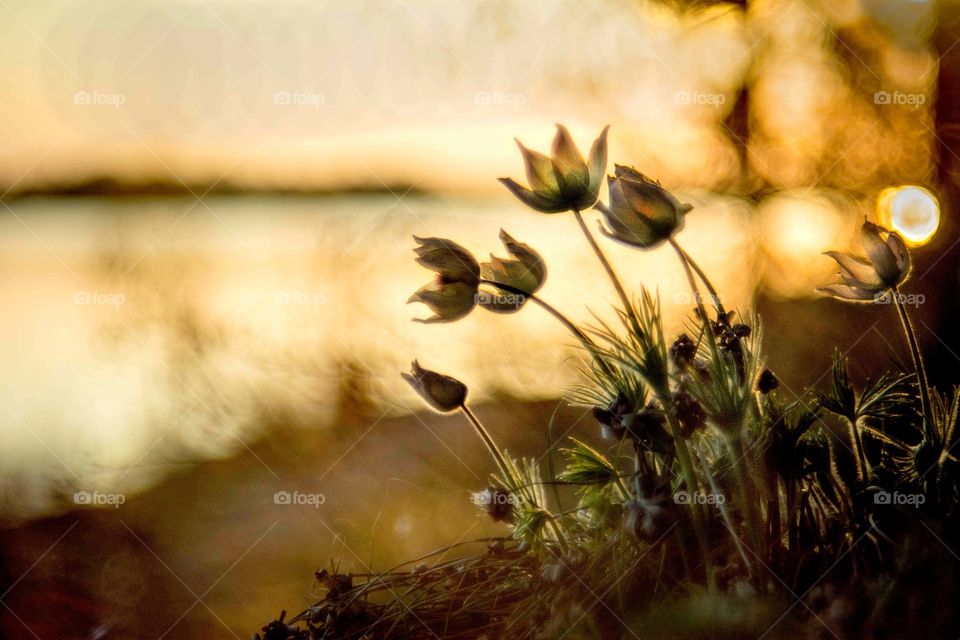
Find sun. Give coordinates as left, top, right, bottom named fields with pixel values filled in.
left=877, top=185, right=940, bottom=246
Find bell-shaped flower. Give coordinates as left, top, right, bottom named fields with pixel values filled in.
left=401, top=360, right=467, bottom=412
left=596, top=165, right=693, bottom=249
left=498, top=124, right=609, bottom=213
left=477, top=229, right=547, bottom=313
left=819, top=221, right=911, bottom=302
left=408, top=236, right=480, bottom=323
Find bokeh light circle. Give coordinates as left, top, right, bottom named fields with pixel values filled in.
left=877, top=185, right=940, bottom=246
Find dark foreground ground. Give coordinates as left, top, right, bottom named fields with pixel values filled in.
left=0, top=399, right=588, bottom=639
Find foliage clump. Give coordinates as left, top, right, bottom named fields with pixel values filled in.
left=258, top=125, right=960, bottom=639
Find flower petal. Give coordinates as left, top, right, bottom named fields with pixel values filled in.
left=885, top=231, right=911, bottom=278
left=817, top=284, right=879, bottom=302
left=413, top=236, right=480, bottom=284
left=823, top=251, right=883, bottom=288
left=861, top=221, right=901, bottom=285
left=408, top=280, right=477, bottom=322
left=550, top=124, right=589, bottom=194
left=497, top=177, right=566, bottom=213
left=587, top=125, right=610, bottom=196
left=515, top=139, right=559, bottom=195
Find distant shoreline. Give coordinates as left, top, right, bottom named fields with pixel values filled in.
left=1, top=177, right=429, bottom=201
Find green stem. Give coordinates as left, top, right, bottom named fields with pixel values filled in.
left=669, top=238, right=719, bottom=355
left=479, top=279, right=595, bottom=350
left=671, top=240, right=725, bottom=314
left=460, top=404, right=513, bottom=483
left=572, top=208, right=641, bottom=333
left=847, top=418, right=870, bottom=484
left=892, top=286, right=933, bottom=435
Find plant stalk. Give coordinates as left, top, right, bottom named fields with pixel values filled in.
left=479, top=279, right=595, bottom=350
left=892, top=286, right=933, bottom=435
left=461, top=404, right=513, bottom=483
left=572, top=208, right=641, bottom=332
left=670, top=240, right=725, bottom=314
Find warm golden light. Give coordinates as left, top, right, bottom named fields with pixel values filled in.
left=877, top=185, right=940, bottom=246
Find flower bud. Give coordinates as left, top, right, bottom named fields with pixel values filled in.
left=401, top=360, right=467, bottom=412
left=597, top=165, right=693, bottom=249
left=478, top=230, right=547, bottom=313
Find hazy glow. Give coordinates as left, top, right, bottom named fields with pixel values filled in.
left=877, top=185, right=940, bottom=246
left=758, top=193, right=849, bottom=298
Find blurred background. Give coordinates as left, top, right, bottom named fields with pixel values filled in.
left=1, top=0, right=960, bottom=637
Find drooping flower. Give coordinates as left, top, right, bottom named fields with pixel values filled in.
left=408, top=236, right=480, bottom=323
left=477, top=229, right=547, bottom=313
left=498, top=124, right=609, bottom=213
left=596, top=165, right=693, bottom=249
left=819, top=220, right=911, bottom=302
left=401, top=360, right=467, bottom=412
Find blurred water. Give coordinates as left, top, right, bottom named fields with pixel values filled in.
left=0, top=193, right=754, bottom=519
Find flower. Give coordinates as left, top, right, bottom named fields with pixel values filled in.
left=408, top=236, right=480, bottom=323
left=597, top=165, right=693, bottom=249
left=498, top=124, right=609, bottom=213
left=473, top=486, right=515, bottom=523
left=401, top=360, right=467, bottom=412
left=819, top=220, right=911, bottom=302
left=477, top=229, right=547, bottom=313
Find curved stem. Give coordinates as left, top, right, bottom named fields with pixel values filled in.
left=572, top=208, right=641, bottom=333
left=671, top=240, right=725, bottom=314
left=479, top=279, right=596, bottom=350
left=892, top=286, right=932, bottom=434
left=461, top=404, right=512, bottom=482
left=669, top=239, right=719, bottom=355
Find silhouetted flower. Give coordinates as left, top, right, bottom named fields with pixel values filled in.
left=474, top=486, right=515, bottom=522
left=757, top=369, right=779, bottom=394
left=672, top=389, right=707, bottom=438
left=401, top=360, right=467, bottom=412
left=819, top=221, right=911, bottom=302
left=499, top=124, right=609, bottom=213
left=597, top=165, right=693, bottom=249
left=408, top=236, right=480, bottom=323
left=478, top=230, right=546, bottom=313
left=670, top=334, right=698, bottom=368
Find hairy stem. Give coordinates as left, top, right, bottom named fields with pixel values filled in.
left=671, top=240, right=725, bottom=314
left=572, top=208, right=641, bottom=332
left=669, top=239, right=719, bottom=355
left=461, top=404, right=512, bottom=483
left=479, top=279, right=595, bottom=349
left=892, top=286, right=933, bottom=435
